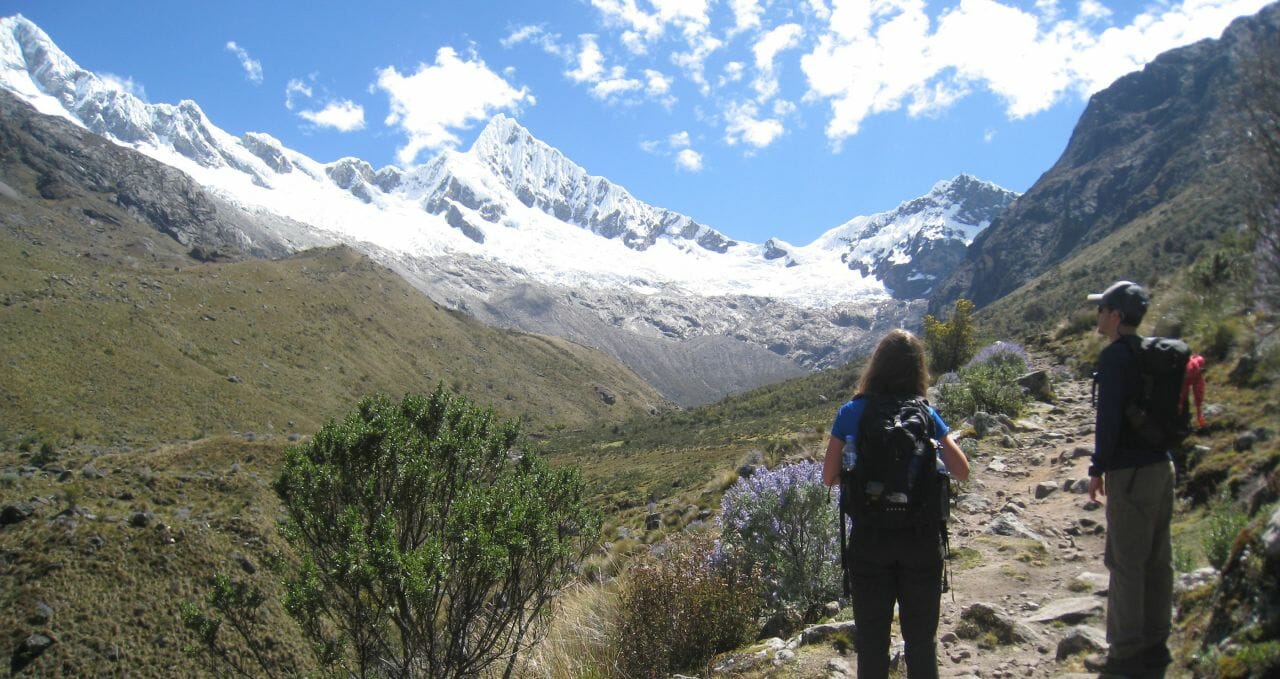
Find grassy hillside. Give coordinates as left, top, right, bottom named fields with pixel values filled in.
left=0, top=235, right=667, bottom=447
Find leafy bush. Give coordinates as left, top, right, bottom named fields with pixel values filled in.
left=717, top=461, right=841, bottom=616
left=935, top=342, right=1031, bottom=424
left=615, top=535, right=761, bottom=678
left=179, top=387, right=602, bottom=679
left=1203, top=498, right=1250, bottom=570
left=924, top=299, right=978, bottom=375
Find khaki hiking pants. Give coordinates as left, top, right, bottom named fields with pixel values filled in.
left=1103, top=460, right=1175, bottom=662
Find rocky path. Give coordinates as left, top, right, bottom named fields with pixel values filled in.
left=716, top=366, right=1199, bottom=678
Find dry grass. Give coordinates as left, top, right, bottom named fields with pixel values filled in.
left=514, top=582, right=621, bottom=679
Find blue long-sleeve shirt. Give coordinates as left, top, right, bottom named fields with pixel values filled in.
left=1090, top=336, right=1172, bottom=477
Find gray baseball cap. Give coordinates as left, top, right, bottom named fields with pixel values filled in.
left=1087, top=280, right=1148, bottom=323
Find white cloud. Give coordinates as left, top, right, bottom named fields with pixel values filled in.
left=225, top=41, right=263, bottom=84
left=672, top=33, right=724, bottom=95
left=591, top=0, right=712, bottom=44
left=284, top=78, right=313, bottom=110
left=298, top=100, right=366, bottom=132
left=644, top=69, right=672, bottom=95
left=752, top=23, right=805, bottom=101
left=724, top=101, right=785, bottom=148
left=639, top=129, right=702, bottom=170
left=720, top=61, right=746, bottom=87
left=100, top=73, right=146, bottom=100
left=800, top=0, right=1272, bottom=144
left=503, top=24, right=570, bottom=60
left=729, top=0, right=764, bottom=35
left=376, top=47, right=533, bottom=164
left=676, top=148, right=704, bottom=171
left=567, top=35, right=607, bottom=83
left=983, top=128, right=996, bottom=142
left=1078, top=0, right=1111, bottom=22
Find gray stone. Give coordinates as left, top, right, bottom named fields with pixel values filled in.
left=128, top=511, right=154, bottom=528
left=987, top=514, right=1046, bottom=545
left=1, top=502, right=35, bottom=525
left=801, top=621, right=857, bottom=646
left=956, top=494, right=991, bottom=514
left=1264, top=506, right=1280, bottom=561
left=1072, top=572, right=1110, bottom=595
left=233, top=553, right=257, bottom=574
left=644, top=512, right=661, bottom=530
left=80, top=464, right=105, bottom=479
left=1034, top=482, right=1058, bottom=500
left=1024, top=597, right=1103, bottom=625
left=1082, top=500, right=1102, bottom=511
left=28, top=602, right=53, bottom=625
left=11, top=633, right=55, bottom=673
left=1016, top=370, right=1054, bottom=402
left=958, top=602, right=1040, bottom=645
left=1175, top=567, right=1219, bottom=594
left=972, top=412, right=1003, bottom=438
left=1055, top=626, right=1106, bottom=660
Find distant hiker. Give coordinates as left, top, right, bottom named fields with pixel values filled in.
left=1084, top=280, right=1176, bottom=678
left=822, top=328, right=970, bottom=679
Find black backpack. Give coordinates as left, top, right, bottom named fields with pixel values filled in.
left=1118, top=335, right=1193, bottom=451
left=840, top=395, right=947, bottom=532
left=838, top=395, right=952, bottom=595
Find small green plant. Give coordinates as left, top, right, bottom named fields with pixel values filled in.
left=614, top=534, right=761, bottom=679
left=924, top=299, right=978, bottom=375
left=935, top=341, right=1032, bottom=423
left=1202, top=497, right=1250, bottom=570
left=1173, top=542, right=1197, bottom=573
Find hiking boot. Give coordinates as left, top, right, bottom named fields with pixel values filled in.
left=1083, top=653, right=1146, bottom=676
left=1142, top=644, right=1173, bottom=668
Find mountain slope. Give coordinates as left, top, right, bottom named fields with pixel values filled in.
left=931, top=3, right=1278, bottom=325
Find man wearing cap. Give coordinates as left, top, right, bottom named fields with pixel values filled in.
left=1083, top=281, right=1175, bottom=678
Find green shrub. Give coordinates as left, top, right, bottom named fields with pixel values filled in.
left=935, top=342, right=1031, bottom=424
left=1203, top=498, right=1249, bottom=570
left=615, top=535, right=761, bottom=678
left=924, top=299, right=978, bottom=375
left=182, top=386, right=599, bottom=679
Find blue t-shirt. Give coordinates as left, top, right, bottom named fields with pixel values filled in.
left=830, top=397, right=950, bottom=448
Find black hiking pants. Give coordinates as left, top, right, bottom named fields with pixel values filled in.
left=848, top=525, right=942, bottom=679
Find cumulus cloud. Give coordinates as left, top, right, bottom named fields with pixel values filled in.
left=376, top=47, right=533, bottom=164
left=752, top=23, right=804, bottom=101
left=225, top=41, right=263, bottom=84
left=640, top=129, right=703, bottom=171
left=724, top=101, right=785, bottom=148
left=676, top=148, right=704, bottom=171
left=800, top=0, right=1271, bottom=144
left=729, top=0, right=764, bottom=35
left=567, top=35, right=607, bottom=83
left=298, top=100, right=366, bottom=132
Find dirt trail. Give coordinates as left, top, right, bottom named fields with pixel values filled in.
left=721, top=364, right=1194, bottom=678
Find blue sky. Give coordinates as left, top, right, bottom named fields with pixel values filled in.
left=2, top=0, right=1270, bottom=245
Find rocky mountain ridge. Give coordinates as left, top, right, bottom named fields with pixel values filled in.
left=0, top=12, right=1021, bottom=404
left=931, top=2, right=1280, bottom=317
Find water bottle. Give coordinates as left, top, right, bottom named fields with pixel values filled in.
left=842, top=435, right=857, bottom=471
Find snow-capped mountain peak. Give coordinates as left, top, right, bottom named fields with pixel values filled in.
left=0, top=12, right=1018, bottom=306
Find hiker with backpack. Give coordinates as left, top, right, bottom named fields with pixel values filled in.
left=1084, top=280, right=1186, bottom=678
left=822, top=328, right=970, bottom=679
